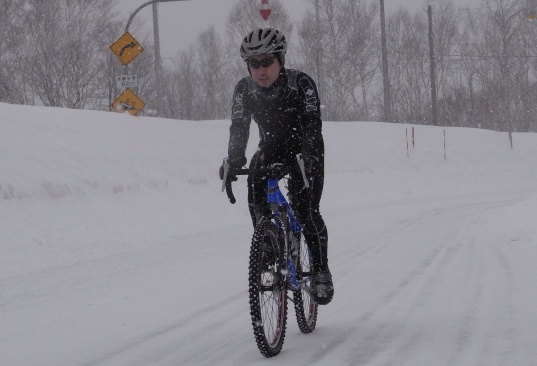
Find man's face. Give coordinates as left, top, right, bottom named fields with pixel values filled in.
left=247, top=54, right=282, bottom=87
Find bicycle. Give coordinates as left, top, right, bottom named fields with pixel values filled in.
left=221, top=154, right=319, bottom=357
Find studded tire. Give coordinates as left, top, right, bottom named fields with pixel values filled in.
left=292, top=231, right=318, bottom=333
left=248, top=217, right=288, bottom=357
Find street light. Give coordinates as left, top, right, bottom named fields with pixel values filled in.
left=125, top=0, right=190, bottom=117
left=125, top=0, right=189, bottom=34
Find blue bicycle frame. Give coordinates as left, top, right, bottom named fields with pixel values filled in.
left=266, top=177, right=303, bottom=291
left=222, top=154, right=311, bottom=292
left=266, top=177, right=303, bottom=234
left=223, top=154, right=318, bottom=357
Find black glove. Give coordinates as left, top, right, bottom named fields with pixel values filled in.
left=219, top=156, right=246, bottom=180
left=228, top=156, right=247, bottom=168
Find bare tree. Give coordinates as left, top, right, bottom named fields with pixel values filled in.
left=3, top=0, right=537, bottom=131
left=166, top=27, right=230, bottom=120
left=166, top=47, right=197, bottom=119
left=21, top=0, right=117, bottom=109
left=297, top=0, right=379, bottom=121
left=457, top=0, right=535, bottom=131
left=437, top=25, right=477, bottom=128
left=428, top=1, right=461, bottom=126
left=386, top=9, right=431, bottom=124
left=0, top=0, right=27, bottom=104
left=197, top=26, right=231, bottom=119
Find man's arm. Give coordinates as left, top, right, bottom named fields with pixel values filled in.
left=297, top=73, right=323, bottom=161
left=228, top=79, right=251, bottom=165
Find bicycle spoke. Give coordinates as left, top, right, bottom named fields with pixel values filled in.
left=293, top=231, right=318, bottom=333
left=248, top=218, right=288, bottom=357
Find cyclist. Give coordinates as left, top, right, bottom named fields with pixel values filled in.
left=219, top=27, right=333, bottom=305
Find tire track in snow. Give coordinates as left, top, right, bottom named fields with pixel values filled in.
left=311, top=193, right=529, bottom=365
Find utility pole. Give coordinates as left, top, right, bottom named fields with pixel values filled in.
left=153, top=3, right=165, bottom=117
left=428, top=5, right=438, bottom=126
left=380, top=0, right=392, bottom=122
left=125, top=0, right=190, bottom=117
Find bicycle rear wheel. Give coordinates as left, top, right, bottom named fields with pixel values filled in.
left=293, top=231, right=318, bottom=333
left=248, top=217, right=288, bottom=357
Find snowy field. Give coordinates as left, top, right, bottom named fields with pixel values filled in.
left=1, top=102, right=537, bottom=365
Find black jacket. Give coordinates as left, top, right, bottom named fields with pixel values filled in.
left=228, top=68, right=324, bottom=164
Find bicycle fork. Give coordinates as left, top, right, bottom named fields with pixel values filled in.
left=270, top=204, right=299, bottom=292
left=288, top=231, right=316, bottom=298
left=282, top=214, right=314, bottom=296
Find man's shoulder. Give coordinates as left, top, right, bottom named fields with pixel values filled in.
left=284, top=69, right=318, bottom=97
left=285, top=68, right=312, bottom=80
left=233, top=76, right=255, bottom=95
left=235, top=75, right=252, bottom=86
left=285, top=69, right=315, bottom=90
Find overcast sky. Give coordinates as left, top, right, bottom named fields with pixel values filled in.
left=114, top=0, right=478, bottom=61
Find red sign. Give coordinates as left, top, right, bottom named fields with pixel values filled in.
left=260, top=9, right=271, bottom=20
left=260, top=0, right=271, bottom=20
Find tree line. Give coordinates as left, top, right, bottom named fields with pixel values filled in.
left=1, top=0, right=537, bottom=132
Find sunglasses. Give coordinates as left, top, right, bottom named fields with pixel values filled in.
left=247, top=56, right=276, bottom=69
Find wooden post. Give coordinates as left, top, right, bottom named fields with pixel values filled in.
left=406, top=129, right=409, bottom=158
left=444, top=129, right=446, bottom=161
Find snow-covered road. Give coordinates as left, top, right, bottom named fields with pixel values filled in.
left=2, top=103, right=537, bottom=365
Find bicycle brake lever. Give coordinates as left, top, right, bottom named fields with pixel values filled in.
left=221, top=158, right=230, bottom=192
left=226, top=179, right=236, bottom=204
left=221, top=158, right=237, bottom=204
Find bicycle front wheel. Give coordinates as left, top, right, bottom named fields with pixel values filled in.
left=293, top=231, right=318, bottom=333
left=248, top=217, right=288, bottom=357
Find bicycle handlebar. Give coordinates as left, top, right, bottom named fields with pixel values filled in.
left=221, top=154, right=310, bottom=204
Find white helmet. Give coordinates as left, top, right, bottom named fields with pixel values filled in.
left=240, top=28, right=287, bottom=62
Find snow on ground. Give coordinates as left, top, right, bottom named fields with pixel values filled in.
left=1, top=102, right=537, bottom=365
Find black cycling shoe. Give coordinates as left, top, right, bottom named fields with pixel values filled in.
left=312, top=271, right=334, bottom=305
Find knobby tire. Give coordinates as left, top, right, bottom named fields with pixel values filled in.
left=292, top=231, right=318, bottom=333
left=248, top=217, right=288, bottom=357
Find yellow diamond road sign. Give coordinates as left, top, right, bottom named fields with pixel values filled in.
left=112, top=88, right=145, bottom=116
left=110, top=32, right=144, bottom=65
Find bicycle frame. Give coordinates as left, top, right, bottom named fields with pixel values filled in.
left=266, top=177, right=304, bottom=292
left=266, top=177, right=303, bottom=234
left=222, top=154, right=312, bottom=293
left=224, top=155, right=319, bottom=356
